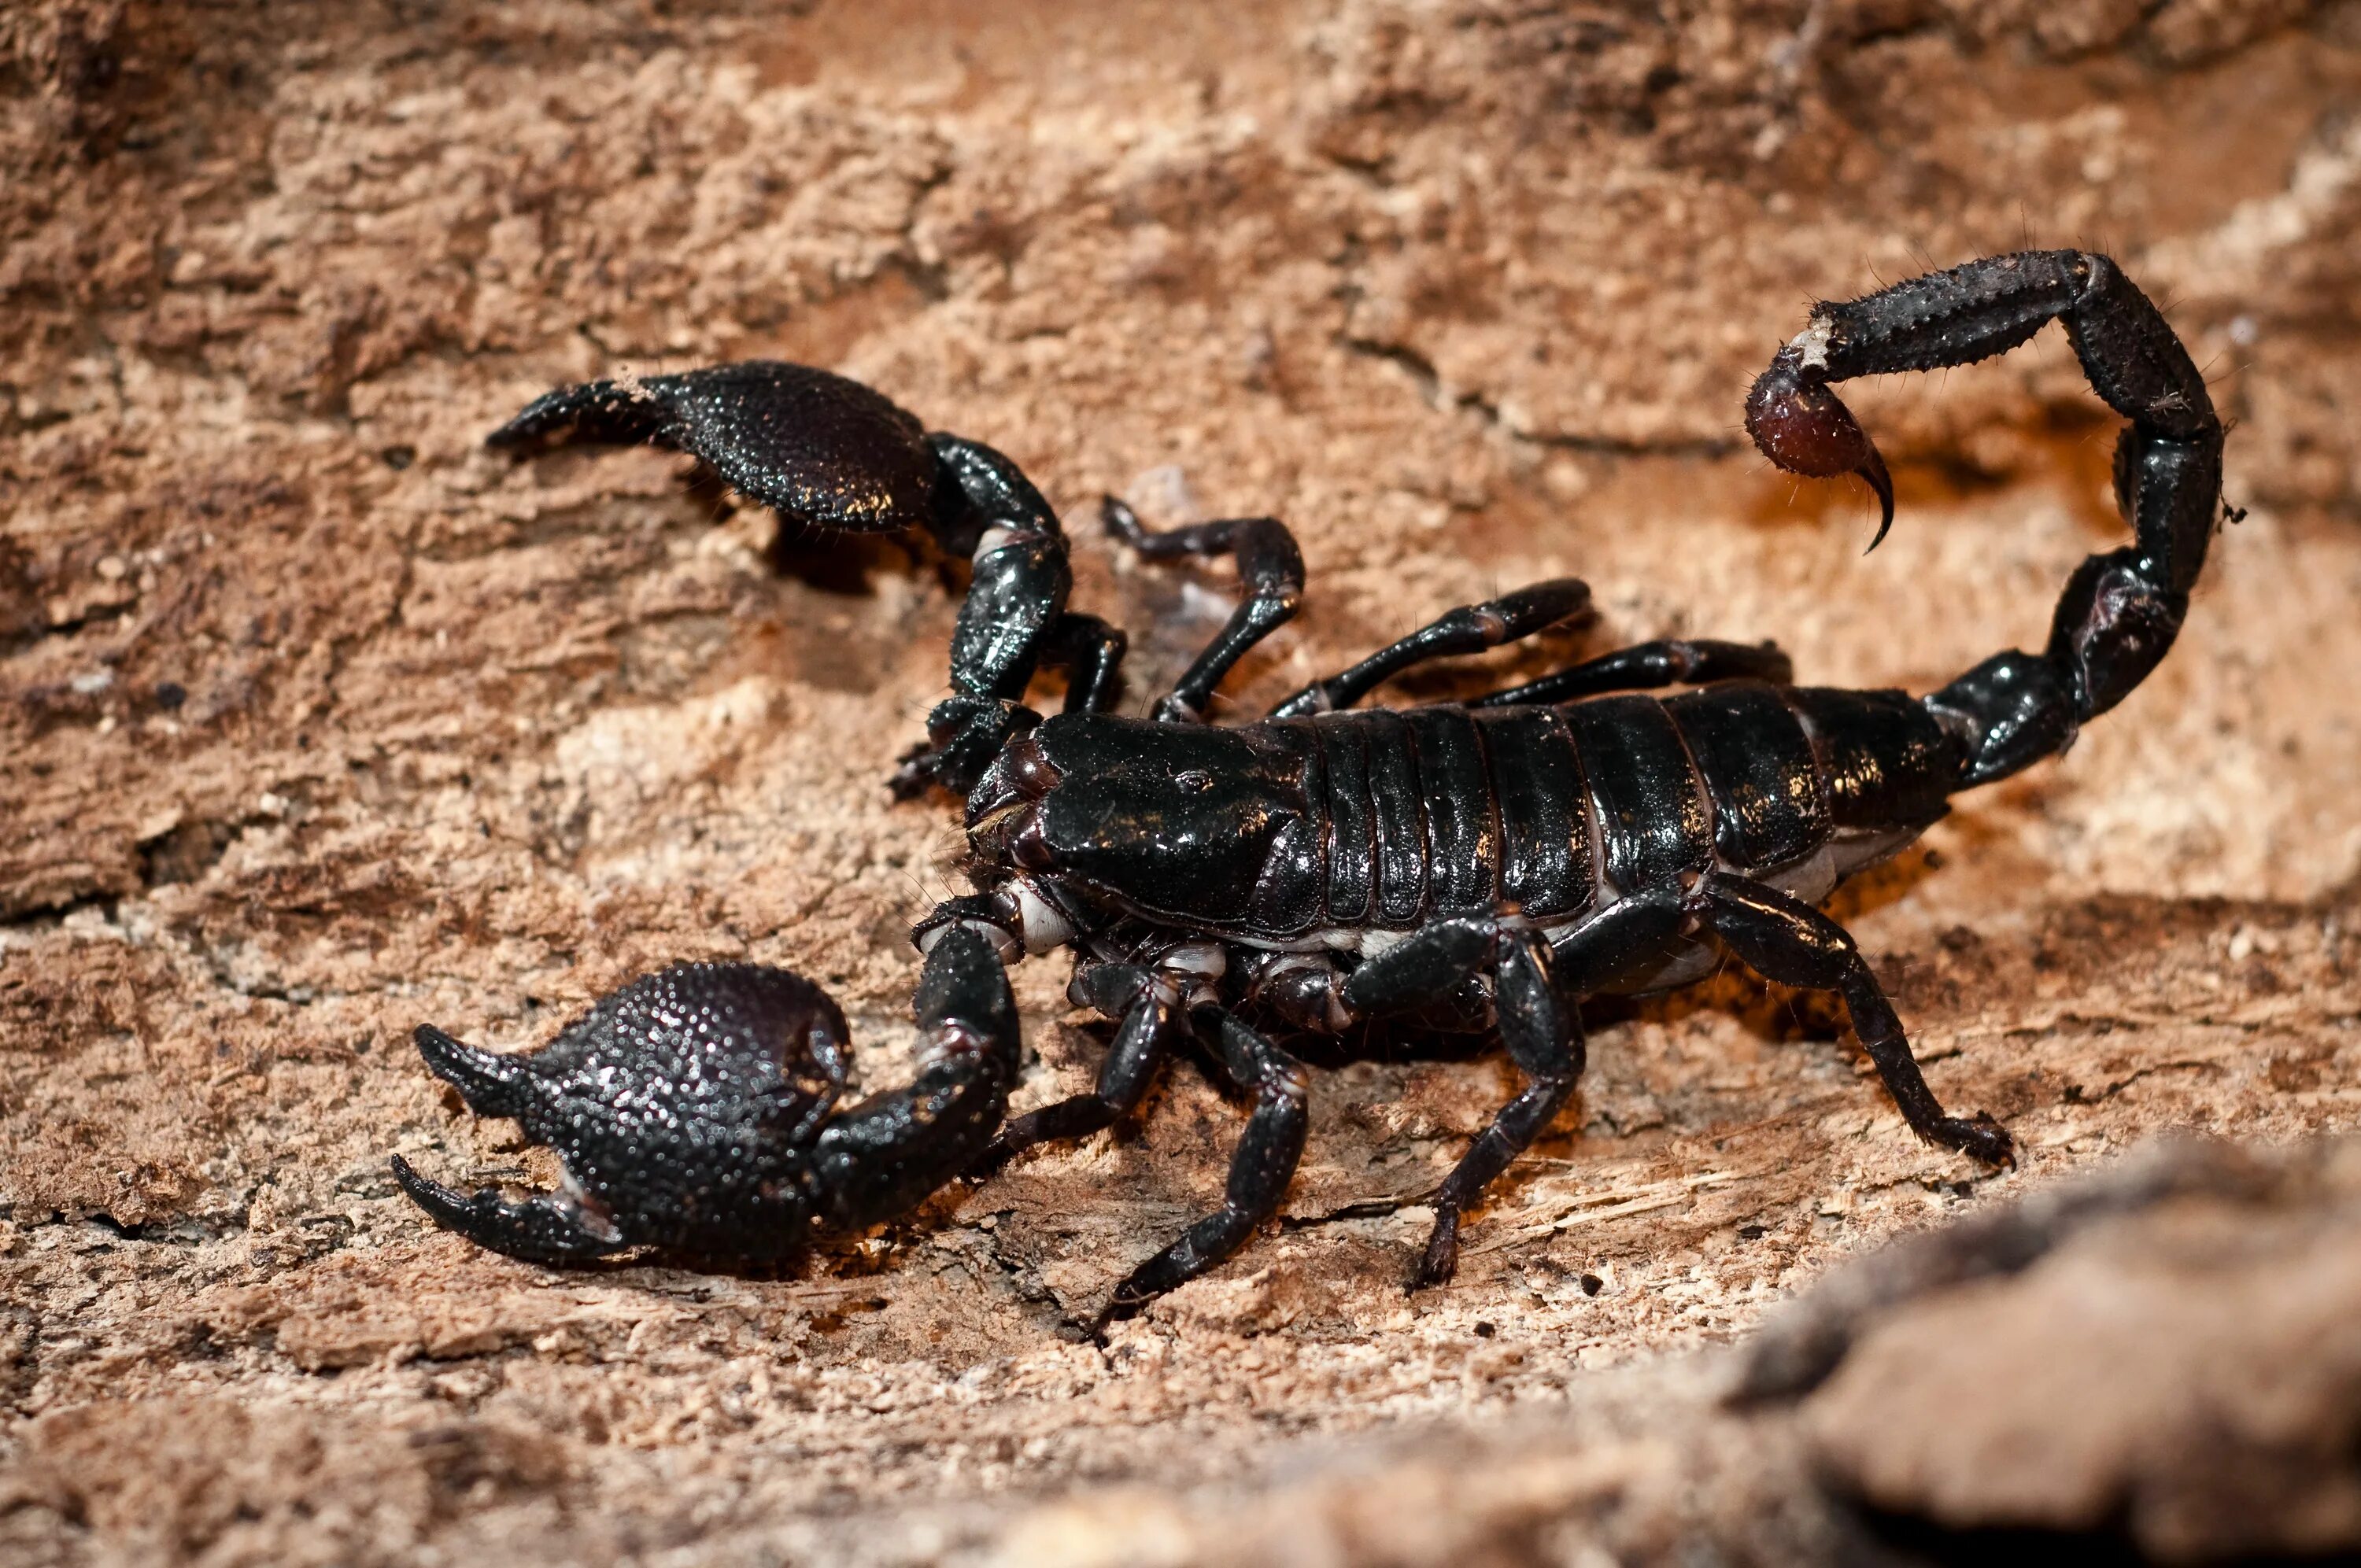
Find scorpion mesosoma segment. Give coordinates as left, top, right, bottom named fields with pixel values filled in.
left=393, top=252, right=2228, bottom=1325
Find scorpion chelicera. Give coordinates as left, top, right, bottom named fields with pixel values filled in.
left=392, top=252, right=2228, bottom=1326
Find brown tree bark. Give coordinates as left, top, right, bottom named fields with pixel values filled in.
left=5, top=2, right=2359, bottom=1561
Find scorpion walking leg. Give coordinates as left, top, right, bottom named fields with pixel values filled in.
left=1039, top=612, right=1129, bottom=715
left=1267, top=579, right=1591, bottom=717
left=1096, top=1008, right=1310, bottom=1326
left=1315, top=918, right=1587, bottom=1287
left=1338, top=915, right=1499, bottom=1012
left=970, top=961, right=1177, bottom=1174
left=1411, top=932, right=1583, bottom=1288
left=1102, top=496, right=1304, bottom=722
left=1703, top=874, right=2012, bottom=1164
left=1469, top=638, right=1792, bottom=709
left=1548, top=889, right=1690, bottom=993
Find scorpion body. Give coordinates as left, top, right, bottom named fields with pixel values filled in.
left=394, top=251, right=2228, bottom=1325
left=964, top=681, right=1953, bottom=987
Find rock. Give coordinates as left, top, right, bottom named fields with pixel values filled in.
left=1796, top=1138, right=2361, bottom=1561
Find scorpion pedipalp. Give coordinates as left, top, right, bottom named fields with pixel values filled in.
left=390, top=1156, right=624, bottom=1264
left=410, top=1024, right=530, bottom=1119
left=486, top=361, right=941, bottom=537
left=394, top=934, right=1021, bottom=1264
left=490, top=359, right=1093, bottom=798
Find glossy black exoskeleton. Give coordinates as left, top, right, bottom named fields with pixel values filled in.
left=394, top=930, right=1018, bottom=1263
left=399, top=253, right=2229, bottom=1326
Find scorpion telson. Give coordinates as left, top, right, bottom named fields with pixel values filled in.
left=396, top=252, right=2227, bottom=1326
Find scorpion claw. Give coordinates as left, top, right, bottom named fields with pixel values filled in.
left=486, top=378, right=668, bottom=452
left=487, top=361, right=941, bottom=538
left=396, top=963, right=860, bottom=1262
left=412, top=1023, right=530, bottom=1119
left=389, top=1154, right=624, bottom=1263
left=397, top=946, right=1023, bottom=1265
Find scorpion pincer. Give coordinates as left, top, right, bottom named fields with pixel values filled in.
left=394, top=253, right=2229, bottom=1325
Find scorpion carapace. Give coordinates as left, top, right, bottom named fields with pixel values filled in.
left=395, top=252, right=2226, bottom=1325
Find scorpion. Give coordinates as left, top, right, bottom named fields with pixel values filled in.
left=391, top=251, right=2226, bottom=1326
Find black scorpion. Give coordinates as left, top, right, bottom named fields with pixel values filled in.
left=393, top=252, right=2228, bottom=1325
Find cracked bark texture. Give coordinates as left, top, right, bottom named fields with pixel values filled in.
left=4, top=2, right=2359, bottom=1562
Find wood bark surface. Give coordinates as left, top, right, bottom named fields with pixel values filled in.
left=4, top=3, right=2359, bottom=1562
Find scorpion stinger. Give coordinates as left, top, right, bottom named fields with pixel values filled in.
left=402, top=252, right=2229, bottom=1320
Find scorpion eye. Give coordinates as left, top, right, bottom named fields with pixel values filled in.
left=1175, top=769, right=1214, bottom=793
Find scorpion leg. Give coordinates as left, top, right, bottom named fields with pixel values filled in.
left=1328, top=918, right=1587, bottom=1287
left=968, top=961, right=1177, bottom=1175
left=1548, top=889, right=1690, bottom=994
left=893, top=434, right=1078, bottom=796
left=1102, top=496, right=1305, bottom=723
left=1095, top=1007, right=1310, bottom=1328
left=1268, top=579, right=1591, bottom=717
left=1702, top=873, right=2012, bottom=1164
left=1337, top=915, right=1499, bottom=1012
left=1039, top=612, right=1129, bottom=715
left=1469, top=638, right=1792, bottom=709
left=1411, top=931, right=1583, bottom=1288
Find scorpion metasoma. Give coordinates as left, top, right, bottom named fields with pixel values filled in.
left=392, top=251, right=2230, bottom=1327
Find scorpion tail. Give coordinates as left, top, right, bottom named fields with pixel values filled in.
left=1747, top=251, right=2225, bottom=789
